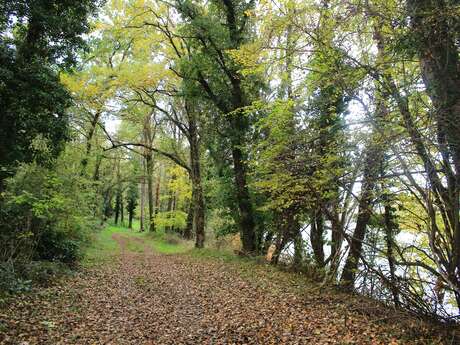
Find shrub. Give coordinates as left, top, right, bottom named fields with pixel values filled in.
left=0, top=262, right=31, bottom=294
left=19, top=261, right=70, bottom=286
left=0, top=159, right=95, bottom=292
left=35, top=228, right=83, bottom=264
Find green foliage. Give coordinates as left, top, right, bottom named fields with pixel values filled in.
left=203, top=155, right=239, bottom=236
left=0, top=260, right=71, bottom=297
left=146, top=231, right=190, bottom=254
left=0, top=57, right=70, bottom=182
left=0, top=0, right=98, bottom=186
left=0, top=148, right=96, bottom=289
left=154, top=210, right=188, bottom=230
left=0, top=262, right=32, bottom=295
left=126, top=181, right=138, bottom=215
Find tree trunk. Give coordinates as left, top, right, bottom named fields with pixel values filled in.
left=92, top=154, right=102, bottom=182
left=120, top=195, right=124, bottom=225
left=310, top=208, right=325, bottom=267
left=114, top=192, right=121, bottom=225
left=114, top=160, right=121, bottom=225
left=340, top=141, right=381, bottom=288
left=171, top=192, right=176, bottom=233
left=81, top=111, right=101, bottom=174
left=271, top=211, right=298, bottom=265
left=140, top=176, right=145, bottom=232
left=165, top=180, right=174, bottom=233
left=383, top=194, right=400, bottom=306
left=183, top=200, right=193, bottom=239
left=329, top=203, right=343, bottom=275
left=340, top=16, right=390, bottom=289
left=293, top=229, right=303, bottom=269
left=187, top=109, right=206, bottom=248
left=128, top=210, right=133, bottom=229
left=154, top=173, right=161, bottom=216
left=145, top=154, right=155, bottom=232
left=185, top=0, right=257, bottom=254
left=193, top=178, right=205, bottom=248
left=232, top=145, right=256, bottom=254
left=407, top=0, right=460, bottom=278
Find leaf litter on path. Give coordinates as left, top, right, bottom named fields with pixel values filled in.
left=0, top=234, right=452, bottom=344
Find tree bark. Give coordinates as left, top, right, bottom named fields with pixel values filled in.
left=193, top=176, right=205, bottom=248
left=154, top=173, right=161, bottom=216
left=310, top=209, right=325, bottom=267
left=165, top=184, right=174, bottom=233
left=114, top=160, right=121, bottom=225
left=128, top=210, right=133, bottom=229
left=120, top=195, right=124, bottom=225
left=383, top=194, right=400, bottom=306
left=329, top=203, right=343, bottom=275
left=81, top=110, right=101, bottom=174
left=187, top=108, right=206, bottom=248
left=407, top=0, right=460, bottom=278
left=145, top=154, right=155, bottom=232
left=340, top=15, right=390, bottom=289
left=340, top=149, right=380, bottom=288
left=232, top=144, right=256, bottom=253
left=181, top=0, right=257, bottom=254
left=183, top=200, right=193, bottom=239
left=140, top=175, right=145, bottom=232
left=271, top=211, right=298, bottom=265
left=142, top=111, right=156, bottom=232
left=114, top=192, right=121, bottom=225
left=293, top=229, right=303, bottom=268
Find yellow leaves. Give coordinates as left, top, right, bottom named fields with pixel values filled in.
left=114, top=61, right=173, bottom=89
left=227, top=41, right=267, bottom=76
left=243, top=9, right=254, bottom=17
left=61, top=67, right=116, bottom=104
left=60, top=73, right=81, bottom=93
left=167, top=166, right=192, bottom=202
left=68, top=0, right=181, bottom=101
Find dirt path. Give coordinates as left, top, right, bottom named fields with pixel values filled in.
left=0, top=234, right=447, bottom=344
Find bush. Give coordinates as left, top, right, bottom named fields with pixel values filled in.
left=0, top=260, right=71, bottom=298
left=19, top=261, right=70, bottom=286
left=35, top=228, right=83, bottom=264
left=0, top=158, right=95, bottom=293
left=0, top=162, right=92, bottom=261
left=0, top=262, right=31, bottom=294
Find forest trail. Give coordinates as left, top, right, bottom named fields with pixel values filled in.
left=0, top=230, right=446, bottom=345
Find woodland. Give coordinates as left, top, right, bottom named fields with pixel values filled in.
left=1, top=0, right=460, bottom=342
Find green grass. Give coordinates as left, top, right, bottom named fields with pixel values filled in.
left=83, top=225, right=121, bottom=266
left=82, top=224, right=311, bottom=297
left=83, top=223, right=191, bottom=266
left=187, top=247, right=244, bottom=262
left=143, top=231, right=190, bottom=254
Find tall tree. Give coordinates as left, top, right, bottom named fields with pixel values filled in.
left=0, top=0, right=98, bottom=191
left=175, top=0, right=260, bottom=253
